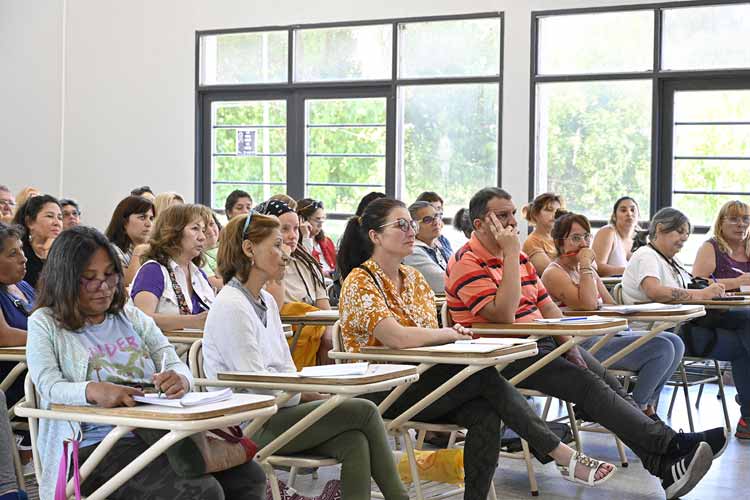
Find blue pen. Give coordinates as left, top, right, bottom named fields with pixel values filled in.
left=710, top=273, right=718, bottom=283
left=558, top=316, right=588, bottom=322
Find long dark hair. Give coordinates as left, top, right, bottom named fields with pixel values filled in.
left=12, top=195, right=61, bottom=238
left=337, top=198, right=405, bottom=280
left=105, top=196, right=155, bottom=252
left=34, top=226, right=128, bottom=331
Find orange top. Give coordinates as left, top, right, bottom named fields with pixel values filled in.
left=339, top=259, right=438, bottom=352
left=445, top=233, right=553, bottom=326
left=522, top=232, right=557, bottom=260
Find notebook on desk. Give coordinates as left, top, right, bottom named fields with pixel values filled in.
left=133, top=388, right=233, bottom=408
left=50, top=393, right=275, bottom=421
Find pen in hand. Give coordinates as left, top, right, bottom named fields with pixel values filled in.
left=157, top=353, right=166, bottom=398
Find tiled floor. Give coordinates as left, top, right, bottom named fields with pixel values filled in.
left=284, top=383, right=746, bottom=499
left=23, top=383, right=746, bottom=499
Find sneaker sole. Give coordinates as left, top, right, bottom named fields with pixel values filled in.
left=712, top=428, right=729, bottom=459
left=665, top=442, right=713, bottom=500
left=735, top=430, right=750, bottom=440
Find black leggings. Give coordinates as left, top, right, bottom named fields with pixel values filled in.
left=369, top=364, right=561, bottom=500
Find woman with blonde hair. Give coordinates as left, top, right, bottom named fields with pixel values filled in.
left=522, top=192, right=564, bottom=275
left=14, top=187, right=40, bottom=214
left=131, top=204, right=214, bottom=331
left=693, top=200, right=750, bottom=290
left=152, top=192, right=184, bottom=217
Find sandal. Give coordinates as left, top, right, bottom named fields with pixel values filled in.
left=557, top=451, right=616, bottom=487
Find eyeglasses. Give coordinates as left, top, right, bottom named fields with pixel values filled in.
left=566, top=233, right=592, bottom=244
left=725, top=216, right=750, bottom=226
left=419, top=212, right=443, bottom=225
left=0, top=200, right=15, bottom=208
left=379, top=218, right=419, bottom=233
left=63, top=210, right=81, bottom=217
left=80, top=273, right=120, bottom=292
left=310, top=216, right=326, bottom=225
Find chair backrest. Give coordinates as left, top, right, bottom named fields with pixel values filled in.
left=23, top=373, right=43, bottom=482
left=440, top=302, right=454, bottom=327
left=188, top=339, right=206, bottom=383
left=612, top=283, right=624, bottom=305
left=331, top=320, right=344, bottom=365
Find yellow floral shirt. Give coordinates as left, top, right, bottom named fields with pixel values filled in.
left=339, top=259, right=438, bottom=352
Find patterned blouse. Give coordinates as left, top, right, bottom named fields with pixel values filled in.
left=339, top=259, right=438, bottom=352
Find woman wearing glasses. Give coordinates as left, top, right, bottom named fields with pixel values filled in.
left=622, top=207, right=750, bottom=439
left=131, top=204, right=214, bottom=331
left=297, top=198, right=336, bottom=278
left=403, top=201, right=448, bottom=293
left=27, top=226, right=265, bottom=500
left=541, top=212, right=684, bottom=417
left=693, top=200, right=750, bottom=290
left=338, top=198, right=617, bottom=500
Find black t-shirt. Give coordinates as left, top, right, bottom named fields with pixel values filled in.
left=22, top=237, right=45, bottom=289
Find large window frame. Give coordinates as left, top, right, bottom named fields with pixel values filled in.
left=529, top=0, right=750, bottom=233
left=196, top=12, right=504, bottom=220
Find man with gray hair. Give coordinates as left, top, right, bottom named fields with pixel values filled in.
left=0, top=186, right=15, bottom=223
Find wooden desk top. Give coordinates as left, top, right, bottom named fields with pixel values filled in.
left=218, top=364, right=417, bottom=386
left=281, top=311, right=339, bottom=324
left=472, top=318, right=628, bottom=334
left=679, top=297, right=750, bottom=307
left=562, top=304, right=705, bottom=318
left=0, top=346, right=26, bottom=357
left=362, top=341, right=538, bottom=359
left=50, top=393, right=275, bottom=421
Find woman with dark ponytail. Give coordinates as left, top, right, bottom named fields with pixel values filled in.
left=337, top=198, right=616, bottom=500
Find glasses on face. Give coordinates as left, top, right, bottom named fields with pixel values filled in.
left=379, top=218, right=419, bottom=233
left=566, top=233, right=592, bottom=244
left=419, top=212, right=444, bottom=225
left=64, top=210, right=80, bottom=218
left=80, top=273, right=120, bottom=293
left=311, top=216, right=326, bottom=225
left=0, top=200, right=15, bottom=208
left=725, top=216, right=750, bottom=226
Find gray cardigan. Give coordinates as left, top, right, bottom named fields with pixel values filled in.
left=403, top=242, right=447, bottom=293
left=27, top=303, right=193, bottom=500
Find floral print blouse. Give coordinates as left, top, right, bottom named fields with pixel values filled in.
left=339, top=259, right=438, bottom=352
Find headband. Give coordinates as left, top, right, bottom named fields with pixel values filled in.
left=256, top=199, right=294, bottom=217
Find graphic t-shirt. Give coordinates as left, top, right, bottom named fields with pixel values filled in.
left=76, top=314, right=157, bottom=446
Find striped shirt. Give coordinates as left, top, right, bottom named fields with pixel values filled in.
left=445, top=233, right=552, bottom=326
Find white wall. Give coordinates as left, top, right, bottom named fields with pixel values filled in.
left=0, top=0, right=693, bottom=230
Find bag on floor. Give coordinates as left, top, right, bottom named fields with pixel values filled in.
left=134, top=426, right=257, bottom=478
left=397, top=448, right=464, bottom=485
left=265, top=479, right=342, bottom=500
left=55, top=438, right=82, bottom=500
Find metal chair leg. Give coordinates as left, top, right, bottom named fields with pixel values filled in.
left=520, top=439, right=539, bottom=497
left=679, top=363, right=695, bottom=432
left=565, top=402, right=582, bottom=453
left=714, top=360, right=732, bottom=432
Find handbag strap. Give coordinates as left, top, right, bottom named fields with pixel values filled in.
left=358, top=265, right=389, bottom=309
left=166, top=264, right=192, bottom=315
left=55, top=439, right=82, bottom=500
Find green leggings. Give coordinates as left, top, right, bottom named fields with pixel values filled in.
left=253, top=398, right=408, bottom=500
